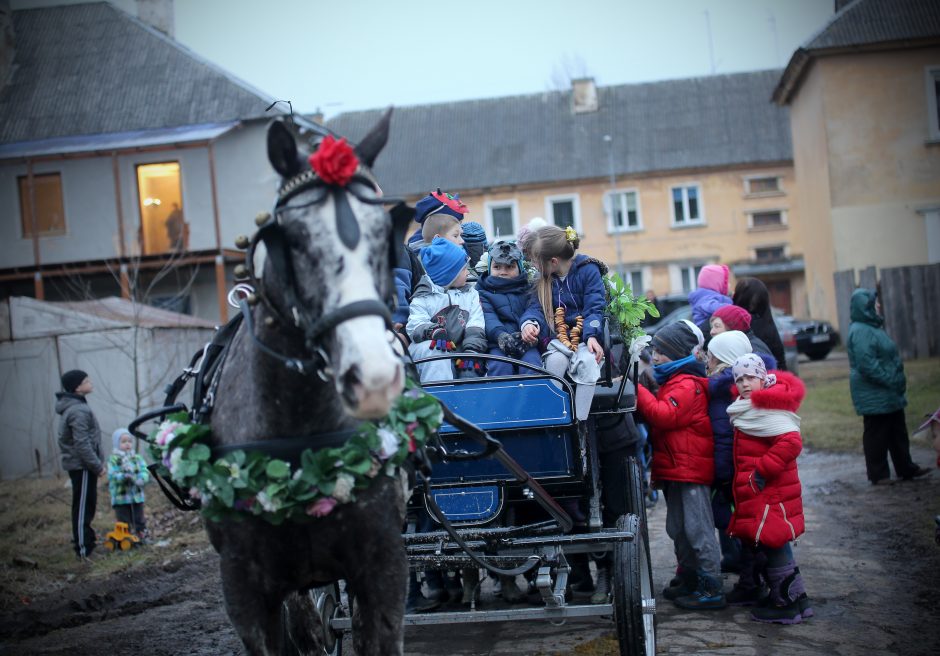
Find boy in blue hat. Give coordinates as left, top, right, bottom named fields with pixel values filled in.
left=476, top=240, right=546, bottom=376
left=407, top=237, right=486, bottom=382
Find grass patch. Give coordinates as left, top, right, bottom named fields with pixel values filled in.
left=0, top=474, right=209, bottom=610
left=800, top=357, right=940, bottom=453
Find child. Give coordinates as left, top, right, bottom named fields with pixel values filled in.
left=705, top=331, right=769, bottom=574
left=689, top=264, right=732, bottom=326
left=476, top=240, right=546, bottom=376
left=637, top=320, right=726, bottom=610
left=709, top=304, right=775, bottom=367
left=407, top=188, right=468, bottom=245
left=461, top=221, right=488, bottom=271
left=529, top=225, right=606, bottom=421
left=727, top=353, right=812, bottom=623
left=407, top=237, right=486, bottom=382
left=107, top=428, right=150, bottom=541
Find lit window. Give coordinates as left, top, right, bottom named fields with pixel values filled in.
left=671, top=185, right=703, bottom=226
left=609, top=190, right=641, bottom=232
left=18, top=173, right=66, bottom=237
left=137, top=162, right=185, bottom=255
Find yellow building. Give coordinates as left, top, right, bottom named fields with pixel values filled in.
left=330, top=70, right=808, bottom=316
left=773, top=0, right=940, bottom=329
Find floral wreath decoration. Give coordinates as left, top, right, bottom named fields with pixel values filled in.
left=148, top=381, right=443, bottom=525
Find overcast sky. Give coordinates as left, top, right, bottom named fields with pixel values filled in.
left=170, top=0, right=833, bottom=118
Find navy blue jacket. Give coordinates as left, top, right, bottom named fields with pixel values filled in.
left=551, top=255, right=607, bottom=341
left=707, top=351, right=777, bottom=484
left=476, top=272, right=546, bottom=347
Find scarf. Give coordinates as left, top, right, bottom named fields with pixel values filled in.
left=727, top=397, right=801, bottom=437
left=653, top=354, right=706, bottom=385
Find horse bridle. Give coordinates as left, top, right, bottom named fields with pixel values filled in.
left=237, top=157, right=411, bottom=379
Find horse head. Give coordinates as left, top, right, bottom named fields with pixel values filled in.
left=258, top=112, right=403, bottom=419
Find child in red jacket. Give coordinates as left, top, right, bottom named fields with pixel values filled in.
left=727, top=353, right=812, bottom=624
left=637, top=321, right=726, bottom=610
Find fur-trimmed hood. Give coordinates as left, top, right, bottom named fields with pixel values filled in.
left=733, top=370, right=804, bottom=412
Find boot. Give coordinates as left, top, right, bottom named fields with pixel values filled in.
left=568, top=555, right=595, bottom=596
left=749, top=563, right=804, bottom=624
left=726, top=548, right=765, bottom=606
left=662, top=569, right=697, bottom=600
left=590, top=565, right=611, bottom=604
left=461, top=568, right=481, bottom=605
left=423, top=569, right=449, bottom=603
left=499, top=575, right=526, bottom=603
left=719, top=532, right=742, bottom=573
left=406, top=572, right=440, bottom=613
left=673, top=571, right=727, bottom=610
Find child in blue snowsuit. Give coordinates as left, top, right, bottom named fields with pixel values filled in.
left=476, top=240, right=546, bottom=376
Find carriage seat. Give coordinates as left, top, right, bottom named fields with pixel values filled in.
left=590, top=377, right=637, bottom=414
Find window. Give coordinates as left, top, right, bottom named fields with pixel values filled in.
left=625, top=268, right=644, bottom=296
left=744, top=176, right=782, bottom=195
left=608, top=190, right=642, bottom=232
left=670, top=185, right=703, bottom=226
left=669, top=263, right=705, bottom=294
left=485, top=201, right=517, bottom=239
left=18, top=173, right=66, bottom=237
left=926, top=67, right=940, bottom=140
left=755, top=245, right=786, bottom=261
left=137, top=161, right=185, bottom=255
left=749, top=210, right=785, bottom=229
left=546, top=194, right=581, bottom=232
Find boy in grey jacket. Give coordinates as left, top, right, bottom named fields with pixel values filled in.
left=55, top=369, right=103, bottom=559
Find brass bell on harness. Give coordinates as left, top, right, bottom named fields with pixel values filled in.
left=233, top=264, right=249, bottom=280
left=234, top=234, right=250, bottom=250
left=255, top=211, right=271, bottom=226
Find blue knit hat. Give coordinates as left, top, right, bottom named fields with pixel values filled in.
left=421, top=237, right=468, bottom=287
left=461, top=221, right=487, bottom=245
left=415, top=188, right=468, bottom=224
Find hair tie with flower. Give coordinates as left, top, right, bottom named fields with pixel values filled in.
left=564, top=226, right=578, bottom=243
left=147, top=380, right=442, bottom=524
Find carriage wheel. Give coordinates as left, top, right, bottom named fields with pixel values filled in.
left=613, top=514, right=656, bottom=656
left=624, top=457, right=654, bottom=589
left=281, top=583, right=344, bottom=656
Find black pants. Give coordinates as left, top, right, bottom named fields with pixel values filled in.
left=114, top=503, right=147, bottom=535
left=863, top=409, right=917, bottom=482
left=69, top=469, right=97, bottom=557
left=594, top=445, right=632, bottom=569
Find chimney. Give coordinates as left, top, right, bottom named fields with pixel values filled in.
left=572, top=77, right=598, bottom=114
left=137, top=0, right=174, bottom=38
left=0, top=0, right=13, bottom=89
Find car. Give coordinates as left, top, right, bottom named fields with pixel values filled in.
left=789, top=318, right=840, bottom=360
left=641, top=292, right=688, bottom=327
left=644, top=304, right=692, bottom=338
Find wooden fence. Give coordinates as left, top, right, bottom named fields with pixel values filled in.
left=834, top=264, right=940, bottom=360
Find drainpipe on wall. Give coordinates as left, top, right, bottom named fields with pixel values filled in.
left=207, top=140, right=227, bottom=321
left=26, top=159, right=43, bottom=299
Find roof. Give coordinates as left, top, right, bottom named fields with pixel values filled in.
left=326, top=69, right=791, bottom=197
left=0, top=121, right=239, bottom=161
left=773, top=0, right=940, bottom=104
left=0, top=3, right=277, bottom=144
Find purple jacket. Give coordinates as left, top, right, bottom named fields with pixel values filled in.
left=689, top=288, right=732, bottom=324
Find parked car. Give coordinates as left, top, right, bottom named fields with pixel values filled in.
left=789, top=317, right=840, bottom=360
left=641, top=293, right=688, bottom=328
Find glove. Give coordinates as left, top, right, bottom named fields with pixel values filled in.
left=628, top=334, right=652, bottom=367
left=749, top=470, right=766, bottom=492
left=497, top=332, right=527, bottom=359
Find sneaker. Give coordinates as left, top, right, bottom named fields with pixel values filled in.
left=590, top=567, right=611, bottom=604
left=673, top=573, right=727, bottom=610
left=662, top=572, right=697, bottom=600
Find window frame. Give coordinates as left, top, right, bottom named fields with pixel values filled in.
left=135, top=160, right=185, bottom=255
left=925, top=66, right=940, bottom=141
left=606, top=187, right=643, bottom=233
left=484, top=199, right=519, bottom=240
left=746, top=208, right=788, bottom=230
left=17, top=171, right=67, bottom=238
left=742, top=174, right=784, bottom=197
left=669, top=183, right=705, bottom=228
left=668, top=262, right=707, bottom=294
left=544, top=193, right=582, bottom=234
left=753, top=243, right=789, bottom=262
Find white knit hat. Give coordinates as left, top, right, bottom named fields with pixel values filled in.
left=708, top=330, right=752, bottom=366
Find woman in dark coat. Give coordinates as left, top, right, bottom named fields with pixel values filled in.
left=732, top=278, right=787, bottom=371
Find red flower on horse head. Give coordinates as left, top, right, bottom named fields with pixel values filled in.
left=309, top=136, right=359, bottom=186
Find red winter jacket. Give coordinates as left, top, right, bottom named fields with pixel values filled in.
left=727, top=371, right=805, bottom=549
left=637, top=374, right=713, bottom=485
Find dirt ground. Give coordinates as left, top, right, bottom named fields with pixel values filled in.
left=2, top=366, right=939, bottom=655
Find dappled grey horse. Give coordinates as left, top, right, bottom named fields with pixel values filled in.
left=206, top=113, right=408, bottom=655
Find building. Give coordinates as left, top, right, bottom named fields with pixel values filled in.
left=773, top=0, right=940, bottom=328
left=328, top=71, right=807, bottom=315
left=0, top=2, right=284, bottom=322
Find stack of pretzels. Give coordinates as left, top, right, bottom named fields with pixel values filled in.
left=554, top=307, right=583, bottom=350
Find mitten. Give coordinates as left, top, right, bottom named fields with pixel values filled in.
left=497, top=331, right=526, bottom=359
left=462, top=328, right=487, bottom=354
left=749, top=470, right=766, bottom=492
left=430, top=327, right=456, bottom=351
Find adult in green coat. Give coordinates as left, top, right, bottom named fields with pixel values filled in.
left=846, top=288, right=930, bottom=484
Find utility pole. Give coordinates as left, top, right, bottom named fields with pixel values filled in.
left=603, top=134, right=623, bottom=276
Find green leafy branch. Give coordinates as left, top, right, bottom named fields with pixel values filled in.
left=604, top=272, right=660, bottom=345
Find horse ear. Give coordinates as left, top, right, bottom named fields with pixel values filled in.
left=354, top=107, right=393, bottom=168
left=267, top=120, right=302, bottom=179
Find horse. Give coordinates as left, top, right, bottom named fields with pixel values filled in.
left=205, top=113, right=409, bottom=655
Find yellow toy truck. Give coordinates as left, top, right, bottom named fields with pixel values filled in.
left=103, top=522, right=140, bottom=551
